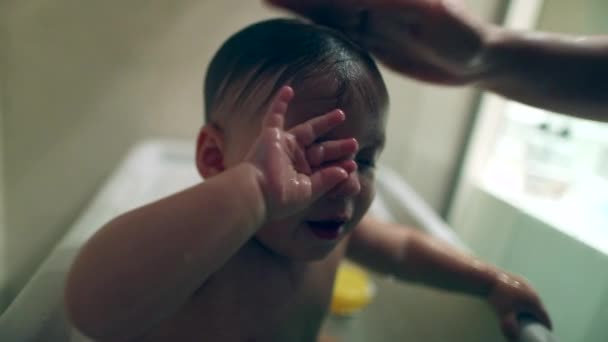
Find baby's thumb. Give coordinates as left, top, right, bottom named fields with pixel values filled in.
left=501, top=312, right=520, bottom=341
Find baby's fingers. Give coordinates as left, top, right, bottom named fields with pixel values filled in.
left=535, top=307, right=552, bottom=330
left=322, top=159, right=358, bottom=174
left=290, top=109, right=346, bottom=146
left=307, top=138, right=358, bottom=167
left=500, top=312, right=520, bottom=341
left=263, top=86, right=295, bottom=129
left=520, top=300, right=553, bottom=331
left=309, top=167, right=349, bottom=200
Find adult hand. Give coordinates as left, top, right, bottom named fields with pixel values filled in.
left=267, top=0, right=493, bottom=85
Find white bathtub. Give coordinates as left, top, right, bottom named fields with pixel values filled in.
left=0, top=140, right=524, bottom=341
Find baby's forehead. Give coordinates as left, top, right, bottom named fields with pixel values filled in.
left=287, top=82, right=341, bottom=120
left=283, top=80, right=387, bottom=149
left=219, top=70, right=387, bottom=145
left=286, top=77, right=387, bottom=126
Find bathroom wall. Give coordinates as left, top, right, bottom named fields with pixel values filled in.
left=1, top=0, right=9, bottom=309
left=0, top=0, right=501, bottom=310
left=538, top=0, right=608, bottom=33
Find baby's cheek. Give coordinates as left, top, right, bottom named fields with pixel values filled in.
left=254, top=216, right=301, bottom=252
left=354, top=177, right=375, bottom=219
left=327, top=172, right=361, bottom=199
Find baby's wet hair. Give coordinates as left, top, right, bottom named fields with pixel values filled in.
left=204, top=18, right=388, bottom=124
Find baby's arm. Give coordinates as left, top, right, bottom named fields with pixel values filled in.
left=65, top=87, right=357, bottom=341
left=65, top=165, right=266, bottom=341
left=347, top=215, right=552, bottom=341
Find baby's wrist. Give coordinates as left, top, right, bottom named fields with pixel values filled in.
left=468, top=259, right=501, bottom=297
left=232, top=163, right=268, bottom=229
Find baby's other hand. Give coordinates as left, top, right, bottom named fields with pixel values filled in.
left=487, top=272, right=552, bottom=341
left=245, top=86, right=358, bottom=222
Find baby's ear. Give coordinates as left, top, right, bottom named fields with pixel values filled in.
left=195, top=124, right=225, bottom=178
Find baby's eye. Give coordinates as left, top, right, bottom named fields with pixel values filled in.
left=356, top=159, right=376, bottom=171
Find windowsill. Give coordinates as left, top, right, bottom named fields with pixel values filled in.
left=480, top=154, right=608, bottom=256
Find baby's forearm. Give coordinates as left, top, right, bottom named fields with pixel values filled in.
left=65, top=163, right=265, bottom=341
left=348, top=217, right=500, bottom=298
left=480, top=28, right=608, bottom=122
left=395, top=229, right=499, bottom=297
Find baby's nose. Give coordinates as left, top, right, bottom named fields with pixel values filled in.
left=327, top=172, right=360, bottom=199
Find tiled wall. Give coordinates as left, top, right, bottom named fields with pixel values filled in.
left=0, top=0, right=501, bottom=309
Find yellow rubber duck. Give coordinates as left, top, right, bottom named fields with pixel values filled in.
left=330, top=262, right=375, bottom=316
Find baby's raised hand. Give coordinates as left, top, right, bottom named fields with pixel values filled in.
left=246, top=86, right=358, bottom=221
left=487, top=272, right=552, bottom=341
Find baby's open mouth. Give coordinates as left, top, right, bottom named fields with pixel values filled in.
left=306, top=220, right=345, bottom=240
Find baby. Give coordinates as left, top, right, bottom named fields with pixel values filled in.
left=65, top=19, right=551, bottom=342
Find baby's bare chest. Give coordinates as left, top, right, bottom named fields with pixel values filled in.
left=145, top=245, right=345, bottom=341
